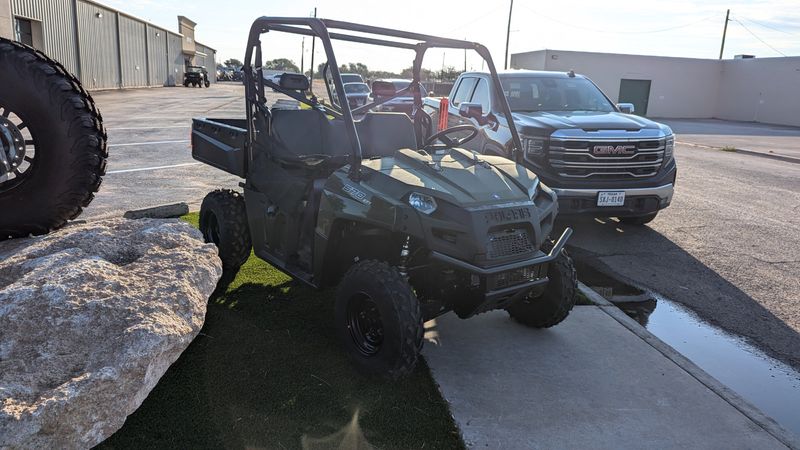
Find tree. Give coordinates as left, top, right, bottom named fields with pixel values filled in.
left=224, top=58, right=243, bottom=68
left=263, top=58, right=300, bottom=73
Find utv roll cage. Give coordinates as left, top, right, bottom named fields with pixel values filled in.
left=242, top=17, right=524, bottom=179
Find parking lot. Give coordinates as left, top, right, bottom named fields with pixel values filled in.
left=87, top=84, right=800, bottom=370
left=83, top=84, right=800, bottom=437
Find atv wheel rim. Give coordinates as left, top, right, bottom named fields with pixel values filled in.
left=346, top=293, right=384, bottom=357
left=0, top=107, right=35, bottom=192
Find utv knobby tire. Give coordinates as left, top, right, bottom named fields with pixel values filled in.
left=200, top=189, right=251, bottom=277
left=619, top=212, right=658, bottom=226
left=204, top=80, right=210, bottom=88
left=506, top=245, right=577, bottom=328
left=335, top=260, right=424, bottom=380
left=0, top=38, right=107, bottom=240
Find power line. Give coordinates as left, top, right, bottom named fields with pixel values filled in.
left=732, top=18, right=788, bottom=56
left=515, top=4, right=716, bottom=35
left=737, top=15, right=799, bottom=36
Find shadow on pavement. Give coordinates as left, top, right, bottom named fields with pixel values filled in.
left=558, top=216, right=800, bottom=371
left=97, top=277, right=461, bottom=449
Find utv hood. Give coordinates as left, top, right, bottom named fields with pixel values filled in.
left=360, top=148, right=538, bottom=206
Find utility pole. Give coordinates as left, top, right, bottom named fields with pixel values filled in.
left=504, top=0, right=514, bottom=69
left=300, top=37, right=305, bottom=74
left=309, top=7, right=317, bottom=92
left=719, top=9, right=730, bottom=59
left=464, top=37, right=467, bottom=72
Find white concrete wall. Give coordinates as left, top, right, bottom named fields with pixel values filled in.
left=716, top=57, right=800, bottom=127
left=511, top=49, right=800, bottom=127
left=513, top=49, right=721, bottom=118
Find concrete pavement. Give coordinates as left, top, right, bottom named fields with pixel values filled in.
left=663, top=118, right=800, bottom=162
left=563, top=142, right=800, bottom=374
left=423, top=300, right=799, bottom=449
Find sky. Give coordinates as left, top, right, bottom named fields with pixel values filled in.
left=100, top=0, right=800, bottom=73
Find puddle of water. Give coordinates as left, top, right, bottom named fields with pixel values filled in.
left=578, top=264, right=800, bottom=438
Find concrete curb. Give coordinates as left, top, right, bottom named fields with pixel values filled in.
left=578, top=282, right=800, bottom=449
left=123, top=202, right=189, bottom=219
left=678, top=140, right=800, bottom=165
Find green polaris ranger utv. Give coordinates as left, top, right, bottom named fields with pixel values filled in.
left=191, top=17, right=577, bottom=379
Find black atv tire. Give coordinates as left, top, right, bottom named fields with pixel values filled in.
left=204, top=80, right=210, bottom=88
left=199, top=189, right=251, bottom=276
left=0, top=38, right=107, bottom=240
left=506, top=245, right=577, bottom=328
left=183, top=80, right=189, bottom=87
left=335, top=260, right=424, bottom=380
left=619, top=212, right=658, bottom=225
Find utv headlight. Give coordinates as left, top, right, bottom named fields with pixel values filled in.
left=408, top=192, right=438, bottom=215
left=664, top=135, right=675, bottom=162
left=523, top=137, right=547, bottom=158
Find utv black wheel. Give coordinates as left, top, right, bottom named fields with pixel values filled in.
left=183, top=81, right=189, bottom=87
left=200, top=189, right=251, bottom=277
left=335, top=260, right=423, bottom=380
left=619, top=212, right=658, bottom=225
left=204, top=80, right=210, bottom=88
left=0, top=38, right=107, bottom=240
left=506, top=246, right=577, bottom=328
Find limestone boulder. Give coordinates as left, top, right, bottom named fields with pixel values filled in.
left=0, top=218, right=222, bottom=449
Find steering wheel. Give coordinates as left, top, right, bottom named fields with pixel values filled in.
left=424, top=125, right=479, bottom=151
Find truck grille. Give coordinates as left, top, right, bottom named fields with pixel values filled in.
left=487, top=228, right=534, bottom=259
left=548, top=138, right=664, bottom=179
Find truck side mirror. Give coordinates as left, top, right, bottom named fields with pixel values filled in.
left=617, top=103, right=635, bottom=114
left=458, top=102, right=483, bottom=121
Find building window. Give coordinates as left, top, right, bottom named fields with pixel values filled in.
left=14, top=17, right=34, bottom=47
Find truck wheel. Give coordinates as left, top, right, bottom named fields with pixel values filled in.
left=200, top=189, right=251, bottom=277
left=619, top=212, right=658, bottom=225
left=335, top=260, right=423, bottom=380
left=0, top=38, right=107, bottom=240
left=506, top=246, right=577, bottom=328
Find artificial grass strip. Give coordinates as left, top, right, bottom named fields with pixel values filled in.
left=98, top=213, right=463, bottom=450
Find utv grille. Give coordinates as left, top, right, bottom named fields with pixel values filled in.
left=487, top=228, right=534, bottom=259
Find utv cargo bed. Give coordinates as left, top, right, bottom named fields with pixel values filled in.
left=191, top=118, right=247, bottom=177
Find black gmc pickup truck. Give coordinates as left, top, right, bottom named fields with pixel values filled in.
left=422, top=70, right=676, bottom=224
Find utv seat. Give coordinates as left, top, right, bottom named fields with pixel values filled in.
left=355, top=112, right=418, bottom=158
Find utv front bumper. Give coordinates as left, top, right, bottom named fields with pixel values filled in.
left=431, top=228, right=572, bottom=317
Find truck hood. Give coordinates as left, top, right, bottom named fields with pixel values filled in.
left=361, top=148, right=537, bottom=206
left=511, top=110, right=663, bottom=133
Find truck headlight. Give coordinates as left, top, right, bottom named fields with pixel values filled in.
left=664, top=135, right=675, bottom=162
left=522, top=137, right=547, bottom=158
left=408, top=192, right=438, bottom=215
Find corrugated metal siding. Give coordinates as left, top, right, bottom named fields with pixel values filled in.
left=76, top=1, right=119, bottom=89
left=146, top=25, right=168, bottom=87
left=118, top=15, right=147, bottom=87
left=195, top=42, right=216, bottom=82
left=167, top=32, right=183, bottom=86
left=12, top=0, right=80, bottom=75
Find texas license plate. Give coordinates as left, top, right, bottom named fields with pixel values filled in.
left=597, top=191, right=625, bottom=206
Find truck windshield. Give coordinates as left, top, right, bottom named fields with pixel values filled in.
left=500, top=76, right=615, bottom=113
left=344, top=83, right=370, bottom=94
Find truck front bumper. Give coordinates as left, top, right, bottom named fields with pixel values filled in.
left=553, top=183, right=674, bottom=216
left=430, top=228, right=572, bottom=317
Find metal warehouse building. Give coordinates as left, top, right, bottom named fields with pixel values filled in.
left=0, top=0, right=216, bottom=90
left=511, top=49, right=800, bottom=128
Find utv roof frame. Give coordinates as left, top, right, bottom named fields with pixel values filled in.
left=242, top=17, right=524, bottom=179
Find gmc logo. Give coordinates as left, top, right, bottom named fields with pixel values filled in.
left=593, top=144, right=636, bottom=156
